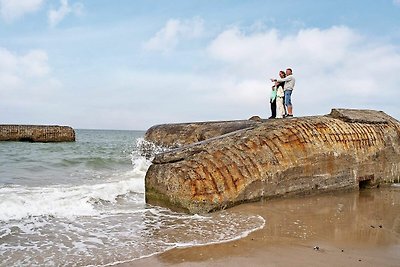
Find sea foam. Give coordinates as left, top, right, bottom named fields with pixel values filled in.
left=0, top=157, right=150, bottom=222
left=0, top=133, right=267, bottom=266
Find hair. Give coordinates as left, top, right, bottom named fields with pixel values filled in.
left=279, top=70, right=286, bottom=77
left=286, top=68, right=293, bottom=73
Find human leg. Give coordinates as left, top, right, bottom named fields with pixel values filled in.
left=270, top=99, right=276, bottom=118
left=284, top=90, right=293, bottom=116
left=276, top=97, right=284, bottom=118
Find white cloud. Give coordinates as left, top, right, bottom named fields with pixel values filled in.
left=143, top=17, right=204, bottom=53
left=48, top=0, right=83, bottom=27
left=207, top=26, right=360, bottom=76
left=0, top=47, right=65, bottom=125
left=0, top=47, right=57, bottom=98
left=20, top=50, right=50, bottom=76
left=206, top=26, right=400, bottom=119
left=0, top=47, right=18, bottom=71
left=0, top=48, right=20, bottom=90
left=0, top=48, right=50, bottom=78
left=0, top=0, right=44, bottom=22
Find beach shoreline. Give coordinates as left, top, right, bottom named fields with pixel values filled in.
left=129, top=237, right=399, bottom=267
left=120, top=186, right=400, bottom=267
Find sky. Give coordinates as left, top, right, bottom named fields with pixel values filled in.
left=1, top=0, right=400, bottom=130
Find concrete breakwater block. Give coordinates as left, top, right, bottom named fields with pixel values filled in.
left=144, top=109, right=400, bottom=214
left=0, top=125, right=75, bottom=142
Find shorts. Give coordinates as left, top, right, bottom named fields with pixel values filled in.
left=284, top=90, right=293, bottom=106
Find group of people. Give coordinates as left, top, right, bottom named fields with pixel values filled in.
left=269, top=68, right=295, bottom=119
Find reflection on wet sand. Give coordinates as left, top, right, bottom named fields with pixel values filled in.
left=130, top=185, right=400, bottom=266
left=252, top=186, right=400, bottom=246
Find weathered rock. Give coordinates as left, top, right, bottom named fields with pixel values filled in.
left=144, top=119, right=263, bottom=148
left=145, top=109, right=400, bottom=214
left=248, top=115, right=263, bottom=122
left=0, top=125, right=75, bottom=142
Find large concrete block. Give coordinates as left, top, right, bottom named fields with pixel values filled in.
left=144, top=109, right=400, bottom=214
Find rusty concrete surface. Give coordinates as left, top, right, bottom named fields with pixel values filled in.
left=144, top=109, right=400, bottom=214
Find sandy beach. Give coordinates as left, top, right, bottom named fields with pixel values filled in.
left=122, top=186, right=400, bottom=267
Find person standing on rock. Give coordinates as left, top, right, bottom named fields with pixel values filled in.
left=275, top=70, right=286, bottom=118
left=269, top=70, right=286, bottom=119
left=269, top=80, right=277, bottom=119
left=271, top=68, right=295, bottom=117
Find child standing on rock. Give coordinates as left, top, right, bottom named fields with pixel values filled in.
left=269, top=81, right=277, bottom=119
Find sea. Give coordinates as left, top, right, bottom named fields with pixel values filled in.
left=0, top=129, right=265, bottom=266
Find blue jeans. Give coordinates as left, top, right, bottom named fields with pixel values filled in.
left=284, top=90, right=292, bottom=106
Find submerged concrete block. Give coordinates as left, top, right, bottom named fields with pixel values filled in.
left=0, top=125, right=75, bottom=142
left=144, top=109, right=400, bottom=214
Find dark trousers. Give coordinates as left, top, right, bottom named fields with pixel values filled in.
left=270, top=99, right=276, bottom=118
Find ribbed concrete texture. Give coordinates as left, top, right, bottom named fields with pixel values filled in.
left=0, top=125, right=75, bottom=142
left=145, top=119, right=262, bottom=148
left=144, top=109, right=400, bottom=214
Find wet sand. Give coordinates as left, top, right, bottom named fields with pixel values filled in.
left=122, top=186, right=400, bottom=266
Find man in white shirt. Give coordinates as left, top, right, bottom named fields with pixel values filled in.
left=271, top=68, right=295, bottom=117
